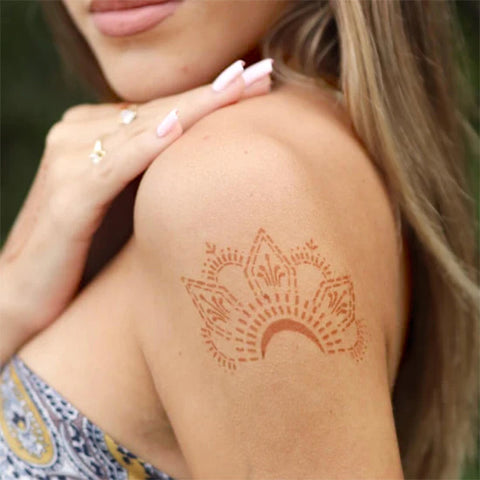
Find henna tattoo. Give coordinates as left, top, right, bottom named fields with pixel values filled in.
left=181, top=228, right=366, bottom=371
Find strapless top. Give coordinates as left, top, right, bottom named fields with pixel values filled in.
left=0, top=355, right=176, bottom=480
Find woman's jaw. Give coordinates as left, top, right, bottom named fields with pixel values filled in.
left=62, top=0, right=290, bottom=102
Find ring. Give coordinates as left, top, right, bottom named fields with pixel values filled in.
left=89, top=139, right=106, bottom=164
left=119, top=104, right=138, bottom=125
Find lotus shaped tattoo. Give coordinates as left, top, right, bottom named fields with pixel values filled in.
left=181, top=228, right=366, bottom=371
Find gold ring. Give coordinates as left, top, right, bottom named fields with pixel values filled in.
left=89, top=139, right=106, bottom=165
left=119, top=104, right=138, bottom=125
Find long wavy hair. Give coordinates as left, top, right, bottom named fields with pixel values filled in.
left=41, top=1, right=479, bottom=478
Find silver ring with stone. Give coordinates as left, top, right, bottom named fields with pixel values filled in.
left=119, top=105, right=138, bottom=125
left=89, top=139, right=107, bottom=165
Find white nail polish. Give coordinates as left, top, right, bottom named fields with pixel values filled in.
left=242, top=58, right=274, bottom=87
left=156, top=108, right=179, bottom=137
left=211, top=59, right=245, bottom=92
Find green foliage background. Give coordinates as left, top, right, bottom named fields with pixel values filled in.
left=0, top=1, right=478, bottom=478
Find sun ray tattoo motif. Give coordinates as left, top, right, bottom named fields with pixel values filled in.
left=180, top=228, right=367, bottom=372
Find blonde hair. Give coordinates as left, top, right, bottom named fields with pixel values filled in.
left=42, top=0, right=479, bottom=477
left=262, top=1, right=479, bottom=478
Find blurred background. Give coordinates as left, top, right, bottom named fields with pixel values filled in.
left=1, top=1, right=478, bottom=478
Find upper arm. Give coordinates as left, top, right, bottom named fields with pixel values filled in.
left=132, top=113, right=403, bottom=479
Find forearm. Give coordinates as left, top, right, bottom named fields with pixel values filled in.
left=0, top=278, right=38, bottom=366
left=0, top=235, right=89, bottom=367
left=0, top=314, right=35, bottom=367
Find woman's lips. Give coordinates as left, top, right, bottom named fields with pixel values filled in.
left=90, top=0, right=182, bottom=37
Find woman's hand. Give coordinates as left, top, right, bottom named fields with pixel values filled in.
left=0, top=58, right=274, bottom=364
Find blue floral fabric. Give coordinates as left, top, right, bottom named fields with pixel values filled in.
left=0, top=356, right=175, bottom=480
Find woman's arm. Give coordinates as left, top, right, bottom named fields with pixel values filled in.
left=0, top=59, right=273, bottom=365
left=133, top=104, right=405, bottom=479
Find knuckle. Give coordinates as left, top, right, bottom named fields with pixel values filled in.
left=45, top=122, right=65, bottom=147
left=61, top=104, right=95, bottom=122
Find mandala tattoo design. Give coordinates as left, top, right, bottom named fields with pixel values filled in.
left=181, top=228, right=367, bottom=372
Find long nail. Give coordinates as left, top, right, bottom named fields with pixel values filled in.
left=242, top=58, right=274, bottom=87
left=211, top=59, right=245, bottom=92
left=243, top=74, right=272, bottom=97
left=156, top=108, right=179, bottom=137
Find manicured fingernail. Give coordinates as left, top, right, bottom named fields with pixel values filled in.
left=242, top=58, right=274, bottom=87
left=211, top=59, right=245, bottom=92
left=243, top=74, right=272, bottom=95
left=156, top=108, right=179, bottom=137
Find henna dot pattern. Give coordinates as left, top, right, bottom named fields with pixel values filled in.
left=180, top=228, right=366, bottom=371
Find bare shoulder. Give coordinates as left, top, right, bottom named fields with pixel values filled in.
left=136, top=83, right=397, bottom=239
left=134, top=82, right=401, bottom=339
left=132, top=84, right=404, bottom=478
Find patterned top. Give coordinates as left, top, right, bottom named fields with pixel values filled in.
left=0, top=356, right=176, bottom=480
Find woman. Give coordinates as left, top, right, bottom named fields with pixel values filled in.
left=0, top=0, right=478, bottom=478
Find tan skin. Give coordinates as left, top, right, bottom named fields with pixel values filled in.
left=1, top=1, right=410, bottom=478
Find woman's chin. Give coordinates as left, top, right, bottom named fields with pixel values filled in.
left=100, top=62, right=213, bottom=102
left=108, top=81, right=178, bottom=103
